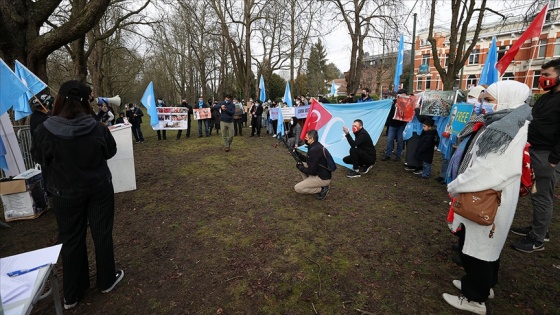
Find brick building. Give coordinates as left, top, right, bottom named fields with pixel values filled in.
left=413, top=3, right=560, bottom=94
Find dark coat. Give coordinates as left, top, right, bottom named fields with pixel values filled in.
left=345, top=128, right=376, bottom=157
left=126, top=107, right=143, bottom=125
left=31, top=114, right=116, bottom=197
left=414, top=129, right=438, bottom=164
left=296, top=141, right=331, bottom=180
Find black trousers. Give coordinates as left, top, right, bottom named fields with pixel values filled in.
left=460, top=253, right=499, bottom=302
left=342, top=147, right=376, bottom=170
left=157, top=130, right=166, bottom=140
left=131, top=124, right=144, bottom=142
left=234, top=118, right=243, bottom=135
left=176, top=119, right=191, bottom=139
left=251, top=115, right=262, bottom=136
left=52, top=183, right=117, bottom=302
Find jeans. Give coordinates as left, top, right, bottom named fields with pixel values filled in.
left=529, top=148, right=560, bottom=242
left=422, top=162, right=432, bottom=177
left=198, top=119, right=209, bottom=136
left=385, top=125, right=405, bottom=158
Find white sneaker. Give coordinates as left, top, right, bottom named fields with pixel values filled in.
left=442, top=293, right=486, bottom=315
left=102, top=269, right=124, bottom=293
left=453, top=280, right=494, bottom=299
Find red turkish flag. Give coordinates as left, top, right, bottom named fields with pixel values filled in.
left=496, top=3, right=548, bottom=74
left=300, top=98, right=333, bottom=141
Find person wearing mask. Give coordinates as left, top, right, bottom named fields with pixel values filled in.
left=115, top=112, right=125, bottom=125
left=31, top=80, right=124, bottom=310
left=286, top=116, right=303, bottom=148
left=213, top=95, right=236, bottom=151
left=342, top=119, right=376, bottom=178
left=294, top=129, right=331, bottom=200
left=250, top=100, right=263, bottom=137
left=381, top=89, right=408, bottom=162
left=195, top=97, right=210, bottom=137
left=126, top=103, right=144, bottom=143
left=155, top=98, right=167, bottom=140
left=176, top=99, right=192, bottom=140
left=232, top=97, right=244, bottom=136
left=357, top=88, right=373, bottom=102
left=510, top=58, right=560, bottom=252
left=442, top=80, right=532, bottom=314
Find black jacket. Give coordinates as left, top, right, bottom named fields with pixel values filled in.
left=528, top=90, right=560, bottom=164
left=31, top=113, right=117, bottom=197
left=414, top=129, right=437, bottom=164
left=29, top=110, right=50, bottom=137
left=345, top=128, right=376, bottom=157
left=126, top=107, right=143, bottom=125
left=296, top=141, right=331, bottom=180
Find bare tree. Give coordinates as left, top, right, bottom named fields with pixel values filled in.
left=330, top=0, right=402, bottom=95
left=0, top=0, right=111, bottom=81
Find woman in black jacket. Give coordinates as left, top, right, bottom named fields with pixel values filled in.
left=31, top=80, right=124, bottom=310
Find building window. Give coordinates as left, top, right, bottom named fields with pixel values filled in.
left=468, top=49, right=480, bottom=65
left=421, top=54, right=430, bottom=65
left=498, top=45, right=508, bottom=60
left=554, top=38, right=560, bottom=56
left=502, top=72, right=515, bottom=81
left=538, top=39, right=547, bottom=58
left=466, top=75, right=477, bottom=88
left=417, top=77, right=423, bottom=91
left=532, top=70, right=541, bottom=89
left=426, top=76, right=432, bottom=90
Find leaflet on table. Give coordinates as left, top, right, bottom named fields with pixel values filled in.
left=0, top=244, right=61, bottom=305
left=152, top=107, right=190, bottom=130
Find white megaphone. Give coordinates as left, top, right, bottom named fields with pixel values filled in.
left=97, top=95, right=121, bottom=106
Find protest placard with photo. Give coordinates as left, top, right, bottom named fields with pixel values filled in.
left=442, top=103, right=473, bottom=137
left=152, top=107, right=189, bottom=130
left=419, top=90, right=465, bottom=117
left=193, top=108, right=212, bottom=120
left=393, top=95, right=419, bottom=122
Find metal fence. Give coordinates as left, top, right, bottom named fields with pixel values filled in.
left=0, top=126, right=34, bottom=178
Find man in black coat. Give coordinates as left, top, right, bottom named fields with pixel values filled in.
left=126, top=103, right=144, bottom=143
left=342, top=119, right=376, bottom=178
left=250, top=100, right=264, bottom=137
left=294, top=129, right=331, bottom=200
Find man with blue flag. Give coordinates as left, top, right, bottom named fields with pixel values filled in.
left=293, top=129, right=332, bottom=201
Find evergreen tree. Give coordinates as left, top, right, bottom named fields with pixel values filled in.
left=306, top=40, right=328, bottom=97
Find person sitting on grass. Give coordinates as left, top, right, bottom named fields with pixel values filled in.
left=342, top=119, right=376, bottom=178
left=294, top=129, right=331, bottom=200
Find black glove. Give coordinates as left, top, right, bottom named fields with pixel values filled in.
left=296, top=163, right=304, bottom=172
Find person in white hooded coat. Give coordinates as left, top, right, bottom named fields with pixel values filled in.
left=442, top=80, right=532, bottom=315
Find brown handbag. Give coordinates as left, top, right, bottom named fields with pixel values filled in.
left=451, top=189, right=502, bottom=238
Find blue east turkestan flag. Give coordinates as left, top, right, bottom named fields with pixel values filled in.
left=0, top=58, right=28, bottom=117
left=14, top=60, right=47, bottom=120
left=479, top=37, right=498, bottom=86
left=283, top=82, right=293, bottom=107
left=330, top=80, right=337, bottom=96
left=276, top=106, right=285, bottom=137
left=141, top=82, right=158, bottom=127
left=259, top=75, right=266, bottom=102
left=393, top=34, right=404, bottom=92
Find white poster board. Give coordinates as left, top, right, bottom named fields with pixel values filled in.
left=107, top=124, right=136, bottom=193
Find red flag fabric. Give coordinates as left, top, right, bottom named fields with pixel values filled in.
left=300, top=98, right=333, bottom=141
left=496, top=3, right=548, bottom=74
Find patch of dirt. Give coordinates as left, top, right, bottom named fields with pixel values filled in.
left=2, top=126, right=560, bottom=314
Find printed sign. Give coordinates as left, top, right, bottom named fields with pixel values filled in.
left=193, top=108, right=212, bottom=120
left=152, top=107, right=189, bottom=130
left=419, top=90, right=465, bottom=117
left=443, top=103, right=473, bottom=137
left=393, top=95, right=419, bottom=122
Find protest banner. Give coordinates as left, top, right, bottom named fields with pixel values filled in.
left=393, top=95, right=418, bottom=122
left=152, top=107, right=190, bottom=130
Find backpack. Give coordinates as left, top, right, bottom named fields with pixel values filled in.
left=322, top=147, right=337, bottom=172
left=520, top=143, right=536, bottom=196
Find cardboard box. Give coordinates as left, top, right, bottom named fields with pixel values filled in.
left=0, top=168, right=49, bottom=222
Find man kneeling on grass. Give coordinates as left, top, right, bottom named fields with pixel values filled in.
left=294, top=130, right=331, bottom=200
left=342, top=119, right=376, bottom=178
